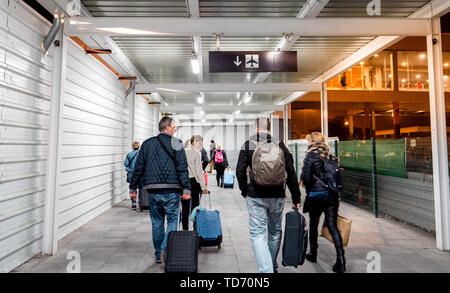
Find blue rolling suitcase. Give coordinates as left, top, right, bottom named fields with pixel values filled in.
left=223, top=173, right=234, bottom=189
left=195, top=192, right=223, bottom=249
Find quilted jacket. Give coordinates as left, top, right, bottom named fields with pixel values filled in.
left=129, top=133, right=191, bottom=194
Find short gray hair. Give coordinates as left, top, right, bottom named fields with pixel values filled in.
left=255, top=117, right=270, bottom=132
left=159, top=116, right=173, bottom=132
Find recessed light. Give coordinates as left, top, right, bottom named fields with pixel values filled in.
left=389, top=74, right=393, bottom=78
left=374, top=54, right=379, bottom=57
left=416, top=75, right=421, bottom=79
left=445, top=63, right=449, bottom=67
left=401, top=79, right=406, bottom=83
left=360, top=61, right=364, bottom=65
left=419, top=54, right=426, bottom=59
left=402, top=62, right=407, bottom=66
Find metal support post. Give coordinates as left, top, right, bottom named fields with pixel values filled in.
left=128, top=81, right=136, bottom=145
left=43, top=20, right=66, bottom=255
left=283, top=104, right=289, bottom=142
left=371, top=137, right=378, bottom=218
left=427, top=18, right=450, bottom=251
left=321, top=82, right=328, bottom=137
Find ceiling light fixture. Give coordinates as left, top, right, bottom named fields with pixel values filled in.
left=197, top=94, right=204, bottom=104
left=191, top=54, right=200, bottom=74
left=243, top=92, right=253, bottom=104
left=419, top=54, right=426, bottom=59
left=402, top=62, right=407, bottom=66
left=200, top=110, right=205, bottom=115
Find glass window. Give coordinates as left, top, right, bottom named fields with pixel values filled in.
left=327, top=51, right=393, bottom=90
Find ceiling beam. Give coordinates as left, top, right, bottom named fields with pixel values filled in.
left=161, top=105, right=283, bottom=113
left=297, top=0, right=329, bottom=18
left=66, top=18, right=430, bottom=37
left=136, top=83, right=321, bottom=93
left=312, top=0, right=450, bottom=83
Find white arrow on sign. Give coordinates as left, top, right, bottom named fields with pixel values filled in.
left=234, top=56, right=242, bottom=67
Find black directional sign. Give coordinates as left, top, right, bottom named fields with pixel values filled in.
left=209, top=51, right=297, bottom=73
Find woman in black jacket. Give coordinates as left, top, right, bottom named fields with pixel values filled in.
left=301, top=132, right=346, bottom=273
left=211, top=143, right=229, bottom=187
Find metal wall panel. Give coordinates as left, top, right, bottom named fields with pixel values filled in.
left=58, top=40, right=129, bottom=239
left=1, top=0, right=157, bottom=272
left=134, top=95, right=156, bottom=144
left=0, top=0, right=52, bottom=273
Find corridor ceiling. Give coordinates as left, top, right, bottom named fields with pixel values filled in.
left=48, top=0, right=439, bottom=122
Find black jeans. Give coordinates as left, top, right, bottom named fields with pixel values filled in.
left=308, top=199, right=343, bottom=252
left=216, top=165, right=225, bottom=186
left=181, top=178, right=201, bottom=230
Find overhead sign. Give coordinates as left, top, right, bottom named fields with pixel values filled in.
left=209, top=51, right=297, bottom=73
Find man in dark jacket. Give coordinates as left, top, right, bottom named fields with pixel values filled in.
left=201, top=148, right=209, bottom=170
left=236, top=117, right=301, bottom=273
left=130, top=116, right=191, bottom=264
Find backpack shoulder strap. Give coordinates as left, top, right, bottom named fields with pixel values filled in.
left=130, top=151, right=139, bottom=162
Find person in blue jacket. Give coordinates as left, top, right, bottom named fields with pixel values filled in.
left=124, top=141, right=141, bottom=210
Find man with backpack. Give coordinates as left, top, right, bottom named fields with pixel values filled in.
left=236, top=117, right=301, bottom=273
left=129, top=117, right=191, bottom=265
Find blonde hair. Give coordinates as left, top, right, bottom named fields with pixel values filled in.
left=307, top=132, right=325, bottom=144
left=132, top=141, right=140, bottom=150
left=216, top=143, right=223, bottom=150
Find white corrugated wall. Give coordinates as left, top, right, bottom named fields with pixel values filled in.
left=0, top=0, right=156, bottom=272
left=134, top=95, right=156, bottom=144
left=57, top=38, right=129, bottom=240
left=0, top=0, right=52, bottom=273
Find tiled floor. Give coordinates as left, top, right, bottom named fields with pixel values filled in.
left=13, top=174, right=450, bottom=273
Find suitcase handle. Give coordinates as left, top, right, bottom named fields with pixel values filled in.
left=207, top=191, right=211, bottom=210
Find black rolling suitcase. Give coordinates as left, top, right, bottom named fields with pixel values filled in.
left=164, top=231, right=199, bottom=273
left=282, top=207, right=308, bottom=268
left=137, top=188, right=149, bottom=211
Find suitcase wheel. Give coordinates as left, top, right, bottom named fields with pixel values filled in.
left=218, top=244, right=221, bottom=250
left=282, top=261, right=287, bottom=267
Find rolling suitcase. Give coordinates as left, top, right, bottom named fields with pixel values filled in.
left=164, top=230, right=199, bottom=273
left=137, top=188, right=149, bottom=212
left=282, top=207, right=308, bottom=268
left=195, top=192, right=223, bottom=249
left=223, top=173, right=234, bottom=188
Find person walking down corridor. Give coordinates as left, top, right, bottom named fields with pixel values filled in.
left=212, top=143, right=229, bottom=187
left=183, top=136, right=208, bottom=231
left=236, top=117, right=301, bottom=273
left=201, top=147, right=209, bottom=171
left=124, top=141, right=141, bottom=210
left=208, top=140, right=215, bottom=173
left=301, top=132, right=346, bottom=273
left=129, top=117, right=191, bottom=264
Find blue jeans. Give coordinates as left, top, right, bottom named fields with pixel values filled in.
left=246, top=196, right=285, bottom=273
left=147, top=191, right=180, bottom=258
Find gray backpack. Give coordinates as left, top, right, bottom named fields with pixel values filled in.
left=249, top=139, right=286, bottom=186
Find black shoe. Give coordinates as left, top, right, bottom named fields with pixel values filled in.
left=306, top=252, right=317, bottom=263
left=332, top=249, right=346, bottom=273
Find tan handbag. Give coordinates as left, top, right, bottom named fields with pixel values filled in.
left=320, top=215, right=352, bottom=247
